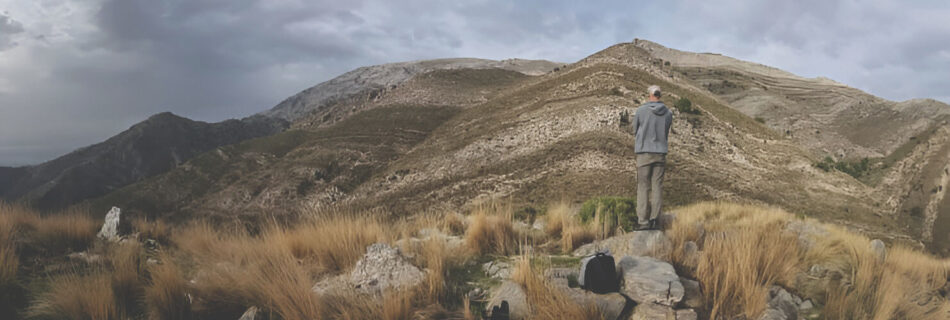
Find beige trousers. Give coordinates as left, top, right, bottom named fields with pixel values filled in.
left=636, top=153, right=666, bottom=225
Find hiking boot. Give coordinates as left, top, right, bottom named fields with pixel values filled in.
left=637, top=223, right=652, bottom=231
left=650, top=219, right=659, bottom=231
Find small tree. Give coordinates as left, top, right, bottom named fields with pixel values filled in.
left=674, top=97, right=699, bottom=114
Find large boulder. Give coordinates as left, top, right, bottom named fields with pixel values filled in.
left=350, top=243, right=426, bottom=294
left=573, top=230, right=673, bottom=261
left=757, top=286, right=801, bottom=320
left=486, top=281, right=529, bottom=320
left=618, top=256, right=684, bottom=306
left=97, top=206, right=130, bottom=241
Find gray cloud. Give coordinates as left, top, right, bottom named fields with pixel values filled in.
left=0, top=0, right=948, bottom=165
left=0, top=11, right=24, bottom=50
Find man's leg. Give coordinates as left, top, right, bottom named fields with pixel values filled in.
left=636, top=164, right=652, bottom=226
left=649, top=162, right=666, bottom=222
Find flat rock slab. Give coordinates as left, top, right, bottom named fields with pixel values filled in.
left=573, top=230, right=672, bottom=261
left=618, top=256, right=684, bottom=306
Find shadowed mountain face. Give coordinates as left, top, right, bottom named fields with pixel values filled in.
left=0, top=113, right=287, bottom=211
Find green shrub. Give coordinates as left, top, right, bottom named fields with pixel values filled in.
left=814, top=156, right=871, bottom=178
left=674, top=98, right=700, bottom=115
left=578, top=197, right=637, bottom=232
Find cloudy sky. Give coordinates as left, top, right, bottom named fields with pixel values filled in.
left=1, top=0, right=948, bottom=165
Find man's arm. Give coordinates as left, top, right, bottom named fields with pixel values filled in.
left=666, top=113, right=672, bottom=136
left=631, top=109, right=640, bottom=136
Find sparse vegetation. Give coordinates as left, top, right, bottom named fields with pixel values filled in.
left=815, top=156, right=872, bottom=179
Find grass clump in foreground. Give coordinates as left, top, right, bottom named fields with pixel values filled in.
left=668, top=202, right=950, bottom=320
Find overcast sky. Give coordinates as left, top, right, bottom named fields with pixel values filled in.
left=1, top=0, right=948, bottom=166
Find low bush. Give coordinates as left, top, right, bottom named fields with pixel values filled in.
left=674, top=97, right=700, bottom=115
left=578, top=196, right=637, bottom=233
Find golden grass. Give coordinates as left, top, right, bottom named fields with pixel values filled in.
left=28, top=272, right=119, bottom=320
left=133, top=217, right=172, bottom=244
left=510, top=256, right=602, bottom=320
left=111, top=241, right=147, bottom=315
left=270, top=212, right=388, bottom=274
left=0, top=213, right=17, bottom=288
left=0, top=202, right=97, bottom=254
left=144, top=254, right=192, bottom=320
left=542, top=203, right=598, bottom=253
left=669, top=201, right=950, bottom=320
left=465, top=206, right=519, bottom=256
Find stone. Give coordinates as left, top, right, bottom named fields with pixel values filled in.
left=560, top=287, right=629, bottom=320
left=483, top=260, right=513, bottom=279
left=618, top=256, right=684, bottom=306
left=532, top=219, right=546, bottom=231
left=682, top=241, right=699, bottom=266
left=675, top=308, right=698, bottom=320
left=573, top=230, right=673, bottom=261
left=679, top=277, right=703, bottom=308
left=757, top=286, right=800, bottom=320
left=238, top=306, right=258, bottom=320
left=799, top=299, right=814, bottom=311
left=486, top=281, right=529, bottom=320
left=630, top=302, right=674, bottom=320
left=67, top=252, right=104, bottom=264
left=657, top=212, right=676, bottom=230
left=784, top=221, right=828, bottom=250
left=870, top=239, right=886, bottom=262
left=350, top=243, right=426, bottom=294
left=97, top=206, right=129, bottom=241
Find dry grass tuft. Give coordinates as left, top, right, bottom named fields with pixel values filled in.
left=29, top=272, right=119, bottom=320
left=270, top=212, right=387, bottom=274
left=542, top=203, right=598, bottom=253
left=144, top=254, right=192, bottom=320
left=465, top=207, right=519, bottom=256
left=133, top=217, right=172, bottom=244
left=33, top=210, right=98, bottom=254
left=111, top=241, right=147, bottom=315
left=670, top=202, right=950, bottom=320
left=696, top=225, right=801, bottom=318
left=511, top=256, right=602, bottom=320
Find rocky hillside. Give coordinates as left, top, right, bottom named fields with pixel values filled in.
left=259, top=58, right=563, bottom=122
left=87, top=41, right=936, bottom=252
left=0, top=113, right=286, bottom=211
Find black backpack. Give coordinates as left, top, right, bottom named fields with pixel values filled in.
left=580, top=252, right=619, bottom=294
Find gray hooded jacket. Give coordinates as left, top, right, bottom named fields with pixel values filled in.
left=631, top=101, right=673, bottom=154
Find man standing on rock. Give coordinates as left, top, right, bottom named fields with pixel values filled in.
left=630, top=85, right=673, bottom=230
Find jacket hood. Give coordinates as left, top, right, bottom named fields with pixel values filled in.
left=644, top=101, right=669, bottom=116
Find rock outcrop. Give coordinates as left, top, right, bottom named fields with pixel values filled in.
left=573, top=230, right=673, bottom=261
left=350, top=243, right=426, bottom=293
left=97, top=207, right=127, bottom=241
left=618, top=256, right=684, bottom=307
